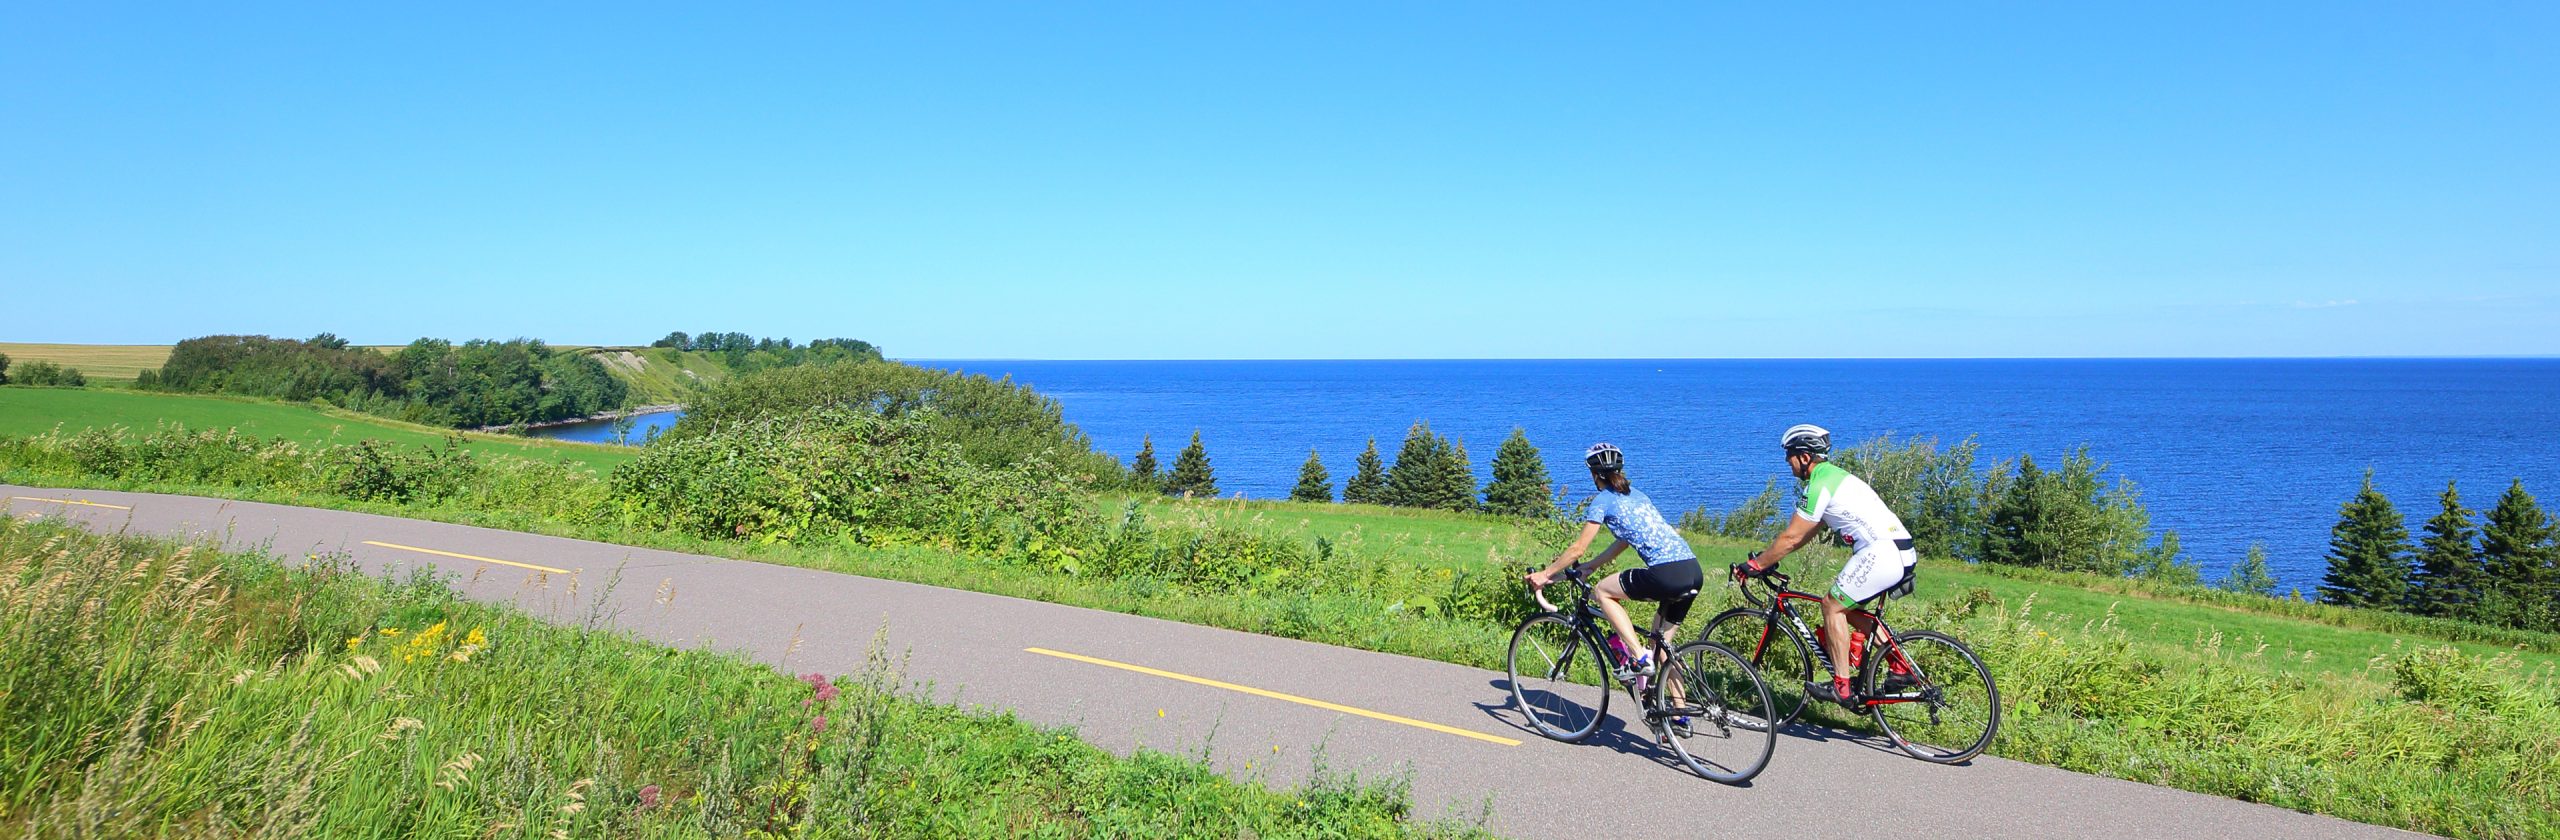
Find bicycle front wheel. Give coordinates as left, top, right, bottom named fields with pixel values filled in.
left=1653, top=641, right=1777, bottom=784
left=1507, top=613, right=1609, bottom=742
left=1864, top=630, right=1999, bottom=764
left=1699, top=607, right=1815, bottom=728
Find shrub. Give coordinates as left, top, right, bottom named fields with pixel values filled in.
left=667, top=362, right=1121, bottom=483
left=9, top=360, right=85, bottom=387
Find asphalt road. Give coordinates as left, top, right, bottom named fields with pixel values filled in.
left=3, top=486, right=2428, bottom=839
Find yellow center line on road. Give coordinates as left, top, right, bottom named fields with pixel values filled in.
left=6, top=496, right=134, bottom=511
left=361, top=540, right=572, bottom=575
left=1024, top=647, right=1522, bottom=747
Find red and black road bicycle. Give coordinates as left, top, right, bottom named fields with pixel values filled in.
left=1700, top=563, right=2000, bottom=764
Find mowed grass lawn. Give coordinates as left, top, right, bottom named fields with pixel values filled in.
left=1164, top=496, right=2560, bottom=682
left=0, top=387, right=634, bottom=472
left=0, top=342, right=171, bottom=381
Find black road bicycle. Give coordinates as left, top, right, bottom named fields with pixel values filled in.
left=1700, top=563, right=2000, bottom=764
left=1505, top=567, right=1776, bottom=783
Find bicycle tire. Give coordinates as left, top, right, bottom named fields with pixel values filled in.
left=1699, top=607, right=1815, bottom=728
left=1507, top=613, right=1609, bottom=742
left=1653, top=640, right=1777, bottom=784
left=1862, top=630, right=1999, bottom=764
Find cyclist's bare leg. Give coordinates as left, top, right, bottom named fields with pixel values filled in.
left=1819, top=595, right=1857, bottom=681
left=1593, top=573, right=1647, bottom=661
left=1652, top=612, right=1689, bottom=707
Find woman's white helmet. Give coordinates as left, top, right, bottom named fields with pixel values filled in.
left=1780, top=424, right=1831, bottom=456
left=1584, top=442, right=1624, bottom=471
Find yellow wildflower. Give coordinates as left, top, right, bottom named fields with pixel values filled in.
left=346, top=635, right=365, bottom=650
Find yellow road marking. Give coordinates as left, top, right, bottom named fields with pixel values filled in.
left=1024, top=647, right=1521, bottom=747
left=361, top=540, right=571, bottom=575
left=6, top=496, right=133, bottom=511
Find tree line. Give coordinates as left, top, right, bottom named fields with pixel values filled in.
left=648, top=331, right=883, bottom=373
left=0, top=353, right=87, bottom=388
left=2318, top=473, right=2558, bottom=632
left=1125, top=422, right=1567, bottom=518
left=141, top=334, right=630, bottom=429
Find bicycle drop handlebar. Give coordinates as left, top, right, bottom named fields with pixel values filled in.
left=1523, top=565, right=1590, bottom=614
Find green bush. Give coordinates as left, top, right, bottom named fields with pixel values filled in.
left=9, top=360, right=85, bottom=388
left=667, top=362, right=1124, bottom=484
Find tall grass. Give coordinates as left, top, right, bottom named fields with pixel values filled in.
left=0, top=518, right=1484, bottom=838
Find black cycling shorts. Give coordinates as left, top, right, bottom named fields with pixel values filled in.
left=1618, top=558, right=1703, bottom=625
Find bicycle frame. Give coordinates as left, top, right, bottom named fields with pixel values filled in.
left=1735, top=570, right=1927, bottom=708
left=1530, top=569, right=1673, bottom=702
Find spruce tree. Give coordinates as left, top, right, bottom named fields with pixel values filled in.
left=1290, top=449, right=1332, bottom=503
left=2317, top=471, right=2416, bottom=610
left=1165, top=430, right=1218, bottom=498
left=2217, top=544, right=2279, bottom=597
left=1128, top=435, right=1160, bottom=492
left=2411, top=481, right=2482, bottom=619
left=1982, top=456, right=2050, bottom=568
left=2478, top=479, right=2558, bottom=631
left=1384, top=422, right=1440, bottom=508
left=1440, top=435, right=1480, bottom=512
left=1343, top=438, right=1388, bottom=505
left=1483, top=428, right=1559, bottom=519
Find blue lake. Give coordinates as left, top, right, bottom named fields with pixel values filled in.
left=528, top=409, right=686, bottom=445
left=916, top=358, right=2560, bottom=592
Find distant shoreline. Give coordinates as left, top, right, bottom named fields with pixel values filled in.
left=477, top=403, right=683, bottom=433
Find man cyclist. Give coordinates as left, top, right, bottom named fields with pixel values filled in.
left=1527, top=443, right=1703, bottom=683
left=1741, top=424, right=1917, bottom=707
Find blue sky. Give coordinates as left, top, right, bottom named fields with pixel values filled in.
left=3, top=3, right=2553, bottom=358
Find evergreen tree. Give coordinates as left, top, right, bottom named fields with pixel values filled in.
left=1483, top=428, right=1559, bottom=519
left=1386, top=422, right=1475, bottom=511
left=1165, top=430, right=1218, bottom=498
left=2217, top=544, right=2279, bottom=597
left=1128, top=435, right=1160, bottom=492
left=1441, top=436, right=1479, bottom=512
left=2411, top=481, right=2482, bottom=619
left=1290, top=449, right=1333, bottom=503
left=1981, top=456, right=2052, bottom=568
left=2478, top=479, right=2558, bottom=631
left=2318, top=471, right=2416, bottom=610
left=1343, top=438, right=1388, bottom=505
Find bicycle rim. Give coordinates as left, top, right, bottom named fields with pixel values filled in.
left=1865, top=630, right=2000, bottom=764
left=1508, top=614, right=1608, bottom=742
left=1701, top=608, right=1813, bottom=728
left=1655, top=641, right=1777, bottom=784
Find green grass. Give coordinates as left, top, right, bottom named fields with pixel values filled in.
left=0, top=387, right=634, bottom=472
left=0, top=343, right=170, bottom=382
left=0, top=518, right=1485, bottom=838
left=1155, top=495, right=2560, bottom=680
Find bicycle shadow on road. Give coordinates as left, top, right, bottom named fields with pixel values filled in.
left=1476, top=678, right=1756, bottom=785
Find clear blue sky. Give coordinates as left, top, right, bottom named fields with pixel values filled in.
left=4, top=3, right=2553, bottom=358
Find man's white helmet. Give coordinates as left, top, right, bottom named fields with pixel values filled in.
left=1780, top=424, right=1831, bottom=456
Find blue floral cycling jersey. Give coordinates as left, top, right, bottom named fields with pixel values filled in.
left=1584, top=489, right=1697, bottom=566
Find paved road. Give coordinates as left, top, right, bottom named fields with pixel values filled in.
left=4, top=486, right=2425, bottom=839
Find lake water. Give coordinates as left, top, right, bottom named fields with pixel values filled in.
left=528, top=409, right=686, bottom=445
left=538, top=359, right=2560, bottom=591
left=921, top=358, right=2560, bottom=592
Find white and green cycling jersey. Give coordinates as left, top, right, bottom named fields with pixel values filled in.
left=1796, top=461, right=1913, bottom=553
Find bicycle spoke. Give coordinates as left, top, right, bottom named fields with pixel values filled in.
left=1865, top=631, right=1999, bottom=764
left=1508, top=615, right=1608, bottom=742
left=1654, top=641, right=1775, bottom=784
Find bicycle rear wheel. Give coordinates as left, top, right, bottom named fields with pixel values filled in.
left=1863, top=630, right=1999, bottom=764
left=1653, top=641, right=1777, bottom=784
left=1507, top=613, right=1609, bottom=742
left=1699, top=607, right=1814, bottom=728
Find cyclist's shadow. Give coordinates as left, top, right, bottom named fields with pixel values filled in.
left=1477, top=678, right=1738, bottom=779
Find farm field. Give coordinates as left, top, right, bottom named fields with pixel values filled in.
left=0, top=342, right=171, bottom=381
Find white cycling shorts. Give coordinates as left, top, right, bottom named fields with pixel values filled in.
left=1833, top=544, right=1918, bottom=604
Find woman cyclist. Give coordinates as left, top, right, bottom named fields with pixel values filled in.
left=1526, top=443, right=1704, bottom=680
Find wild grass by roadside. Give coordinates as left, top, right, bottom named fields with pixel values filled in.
left=0, top=517, right=1488, bottom=838
left=7, top=425, right=2559, bottom=838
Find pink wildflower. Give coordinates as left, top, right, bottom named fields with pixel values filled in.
left=810, top=714, right=827, bottom=734
left=636, top=784, right=662, bottom=812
